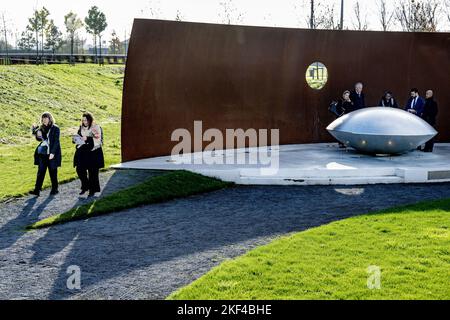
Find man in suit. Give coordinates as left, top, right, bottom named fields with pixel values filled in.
left=350, top=82, right=366, bottom=111
left=422, top=90, right=438, bottom=152
left=405, top=88, right=425, bottom=117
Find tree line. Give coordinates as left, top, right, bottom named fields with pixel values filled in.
left=218, top=0, right=450, bottom=32
left=0, top=6, right=126, bottom=65
left=2, top=0, right=450, bottom=60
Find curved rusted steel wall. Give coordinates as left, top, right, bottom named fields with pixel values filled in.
left=122, top=19, right=450, bottom=162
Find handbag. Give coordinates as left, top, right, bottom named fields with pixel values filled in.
left=329, top=100, right=345, bottom=117
left=37, top=140, right=49, bottom=155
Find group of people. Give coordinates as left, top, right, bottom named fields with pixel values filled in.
left=334, top=82, right=439, bottom=152
left=30, top=111, right=105, bottom=197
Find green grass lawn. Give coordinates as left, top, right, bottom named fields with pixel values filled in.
left=27, top=170, right=233, bottom=229
left=0, top=65, right=123, bottom=201
left=168, top=198, right=450, bottom=300
left=0, top=64, right=123, bottom=143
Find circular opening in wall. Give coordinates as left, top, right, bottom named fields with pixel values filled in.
left=305, top=62, right=328, bottom=90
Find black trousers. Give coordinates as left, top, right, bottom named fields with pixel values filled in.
left=76, top=167, right=101, bottom=193
left=35, top=156, right=58, bottom=192
left=424, top=137, right=435, bottom=152
left=423, top=124, right=436, bottom=152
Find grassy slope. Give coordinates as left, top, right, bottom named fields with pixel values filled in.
left=0, top=65, right=123, bottom=200
left=168, top=198, right=450, bottom=300
left=27, top=171, right=234, bottom=230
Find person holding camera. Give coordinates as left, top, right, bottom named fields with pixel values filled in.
left=73, top=112, right=105, bottom=197
left=30, top=112, right=61, bottom=196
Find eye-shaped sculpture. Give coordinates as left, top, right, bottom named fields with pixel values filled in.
left=327, top=107, right=438, bottom=155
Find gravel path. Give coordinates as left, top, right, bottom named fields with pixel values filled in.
left=0, top=171, right=449, bottom=300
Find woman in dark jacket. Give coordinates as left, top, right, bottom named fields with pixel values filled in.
left=335, top=90, right=354, bottom=148
left=337, top=90, right=355, bottom=115
left=73, top=112, right=105, bottom=197
left=379, top=91, right=399, bottom=108
left=30, top=112, right=61, bottom=196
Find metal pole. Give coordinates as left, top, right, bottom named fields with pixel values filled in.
left=340, top=0, right=344, bottom=30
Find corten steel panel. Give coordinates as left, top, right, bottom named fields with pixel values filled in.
left=122, top=19, right=450, bottom=162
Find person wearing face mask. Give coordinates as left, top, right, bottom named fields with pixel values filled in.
left=73, top=112, right=105, bottom=197
left=30, top=112, right=61, bottom=196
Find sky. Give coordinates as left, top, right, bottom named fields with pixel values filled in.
left=1, top=0, right=450, bottom=48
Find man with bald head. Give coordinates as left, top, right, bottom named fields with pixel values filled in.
left=422, top=89, right=439, bottom=152
left=350, top=82, right=366, bottom=111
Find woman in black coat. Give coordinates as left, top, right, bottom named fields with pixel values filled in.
left=73, top=112, right=105, bottom=197
left=30, top=112, right=61, bottom=196
left=337, top=90, right=355, bottom=115
left=379, top=91, right=399, bottom=108
left=335, top=90, right=354, bottom=148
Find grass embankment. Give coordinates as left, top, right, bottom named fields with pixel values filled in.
left=0, top=65, right=123, bottom=200
left=168, top=198, right=450, bottom=300
left=27, top=170, right=233, bottom=230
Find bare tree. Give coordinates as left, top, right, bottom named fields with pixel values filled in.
left=140, top=0, right=163, bottom=18
left=305, top=0, right=340, bottom=30
left=443, top=0, right=450, bottom=27
left=309, top=0, right=315, bottom=29
left=219, top=0, right=244, bottom=25
left=353, top=1, right=368, bottom=30
left=378, top=0, right=395, bottom=31
left=175, top=10, right=184, bottom=21
left=395, top=0, right=440, bottom=32
left=420, top=1, right=440, bottom=31
left=321, top=4, right=341, bottom=30
left=1, top=12, right=11, bottom=61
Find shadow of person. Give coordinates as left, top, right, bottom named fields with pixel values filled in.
left=0, top=195, right=54, bottom=251
left=36, top=180, right=450, bottom=300
left=27, top=170, right=163, bottom=293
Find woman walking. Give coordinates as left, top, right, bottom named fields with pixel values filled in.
left=73, top=112, right=105, bottom=197
left=31, top=112, right=61, bottom=196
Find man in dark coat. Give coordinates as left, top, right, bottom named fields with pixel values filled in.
left=349, top=82, right=366, bottom=111
left=31, top=113, right=62, bottom=196
left=405, top=88, right=425, bottom=117
left=422, top=90, right=438, bottom=152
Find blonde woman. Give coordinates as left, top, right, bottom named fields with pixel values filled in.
left=31, top=112, right=61, bottom=196
left=73, top=112, right=105, bottom=197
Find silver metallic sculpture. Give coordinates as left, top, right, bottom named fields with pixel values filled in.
left=327, top=107, right=438, bottom=154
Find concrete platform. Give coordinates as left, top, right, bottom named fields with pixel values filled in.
left=111, top=143, right=450, bottom=185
